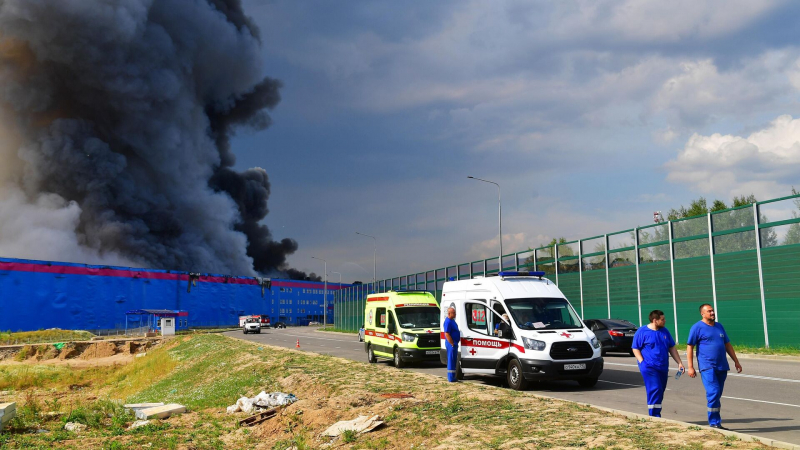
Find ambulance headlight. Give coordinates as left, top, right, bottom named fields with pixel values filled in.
left=522, top=337, right=546, bottom=351
left=401, top=332, right=416, bottom=342
left=591, top=337, right=601, bottom=349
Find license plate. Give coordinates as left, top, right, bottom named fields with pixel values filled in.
left=426, top=350, right=439, bottom=355
left=564, top=363, right=586, bottom=370
left=624, top=333, right=634, bottom=337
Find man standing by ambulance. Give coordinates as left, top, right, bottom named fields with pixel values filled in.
left=687, top=303, right=742, bottom=429
left=632, top=310, right=685, bottom=417
left=443, top=306, right=460, bottom=382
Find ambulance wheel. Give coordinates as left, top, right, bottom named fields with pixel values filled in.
left=578, top=377, right=598, bottom=388
left=243, top=330, right=247, bottom=334
left=393, top=348, right=405, bottom=368
left=367, top=345, right=377, bottom=364
left=507, top=359, right=528, bottom=390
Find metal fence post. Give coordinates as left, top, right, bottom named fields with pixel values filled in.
left=707, top=213, right=719, bottom=319
left=634, top=227, right=642, bottom=327
left=668, top=221, right=679, bottom=343
left=554, top=244, right=559, bottom=285
left=604, top=234, right=611, bottom=319
left=514, top=252, right=519, bottom=271
left=753, top=203, right=770, bottom=348
left=578, top=239, right=584, bottom=318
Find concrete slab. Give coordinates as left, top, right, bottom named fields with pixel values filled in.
left=134, top=403, right=186, bottom=420
left=0, top=402, right=17, bottom=431
left=124, top=402, right=164, bottom=412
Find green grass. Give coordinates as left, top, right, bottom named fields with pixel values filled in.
left=0, top=330, right=94, bottom=346
left=318, top=327, right=358, bottom=334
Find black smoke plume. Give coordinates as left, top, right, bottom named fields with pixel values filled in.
left=0, top=0, right=317, bottom=280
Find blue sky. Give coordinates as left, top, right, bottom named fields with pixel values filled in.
left=232, top=0, right=800, bottom=283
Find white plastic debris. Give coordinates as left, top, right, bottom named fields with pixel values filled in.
left=64, top=422, right=87, bottom=432
left=226, top=392, right=297, bottom=414
left=322, top=415, right=384, bottom=437
left=129, top=419, right=151, bottom=430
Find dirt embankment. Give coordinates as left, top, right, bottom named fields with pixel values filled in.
left=0, top=338, right=163, bottom=366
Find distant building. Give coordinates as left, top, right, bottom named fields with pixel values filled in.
left=0, top=256, right=349, bottom=332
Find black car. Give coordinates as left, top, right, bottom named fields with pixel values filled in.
left=583, top=319, right=638, bottom=355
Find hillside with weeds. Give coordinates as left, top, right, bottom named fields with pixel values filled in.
left=0, top=330, right=94, bottom=346
left=0, top=334, right=772, bottom=449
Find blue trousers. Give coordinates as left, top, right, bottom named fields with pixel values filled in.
left=700, top=369, right=727, bottom=426
left=446, top=341, right=459, bottom=382
left=639, top=364, right=669, bottom=417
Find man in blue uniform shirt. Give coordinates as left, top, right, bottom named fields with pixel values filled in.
left=687, top=303, right=743, bottom=429
left=632, top=310, right=685, bottom=417
left=443, top=306, right=461, bottom=382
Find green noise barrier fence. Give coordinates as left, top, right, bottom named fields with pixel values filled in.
left=334, top=194, right=800, bottom=348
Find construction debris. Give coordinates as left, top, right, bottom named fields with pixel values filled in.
left=226, top=392, right=297, bottom=414
left=64, top=422, right=87, bottom=432
left=0, top=402, right=16, bottom=431
left=128, top=420, right=151, bottom=430
left=238, top=407, right=279, bottom=427
left=321, top=415, right=384, bottom=437
left=124, top=402, right=164, bottom=414
left=379, top=393, right=414, bottom=399
left=134, top=404, right=186, bottom=420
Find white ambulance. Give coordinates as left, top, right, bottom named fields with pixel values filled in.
left=440, top=271, right=603, bottom=390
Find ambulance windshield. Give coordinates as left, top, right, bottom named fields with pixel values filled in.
left=395, top=307, right=440, bottom=329
left=505, top=298, right=582, bottom=330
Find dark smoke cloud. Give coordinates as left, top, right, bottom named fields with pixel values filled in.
left=0, top=0, right=315, bottom=280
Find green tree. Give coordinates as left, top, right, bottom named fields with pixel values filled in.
left=784, top=187, right=800, bottom=246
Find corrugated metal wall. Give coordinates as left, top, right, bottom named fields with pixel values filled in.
left=334, top=194, right=800, bottom=348
left=0, top=258, right=343, bottom=332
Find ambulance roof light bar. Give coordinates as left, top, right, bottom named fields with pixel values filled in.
left=497, top=271, right=546, bottom=279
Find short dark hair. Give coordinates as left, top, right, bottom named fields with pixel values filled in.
left=699, top=303, right=713, bottom=313
left=648, top=310, right=665, bottom=323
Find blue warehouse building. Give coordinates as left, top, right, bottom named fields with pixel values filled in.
left=0, top=256, right=349, bottom=332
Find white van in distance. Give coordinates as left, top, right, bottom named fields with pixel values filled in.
left=440, top=271, right=603, bottom=390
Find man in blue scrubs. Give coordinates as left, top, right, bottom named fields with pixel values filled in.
left=443, top=306, right=461, bottom=382
left=687, top=303, right=742, bottom=429
left=632, top=310, right=685, bottom=417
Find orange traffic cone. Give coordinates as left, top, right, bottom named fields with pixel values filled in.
left=296, top=339, right=300, bottom=348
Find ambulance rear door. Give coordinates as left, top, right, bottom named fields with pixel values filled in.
left=460, top=300, right=510, bottom=374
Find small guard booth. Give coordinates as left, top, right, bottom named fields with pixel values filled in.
left=125, top=309, right=189, bottom=336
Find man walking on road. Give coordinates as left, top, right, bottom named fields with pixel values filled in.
left=686, top=303, right=743, bottom=429
left=632, top=310, right=685, bottom=417
left=443, top=306, right=460, bottom=382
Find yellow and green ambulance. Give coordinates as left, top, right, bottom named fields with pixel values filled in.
left=364, top=290, right=441, bottom=367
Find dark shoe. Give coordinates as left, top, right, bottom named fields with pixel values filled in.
left=709, top=424, right=726, bottom=429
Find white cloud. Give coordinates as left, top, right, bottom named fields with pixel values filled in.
left=665, top=114, right=800, bottom=198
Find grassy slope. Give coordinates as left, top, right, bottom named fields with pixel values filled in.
left=1, top=334, right=772, bottom=449
left=0, top=330, right=94, bottom=346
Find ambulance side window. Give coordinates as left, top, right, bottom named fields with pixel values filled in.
left=388, top=312, right=398, bottom=335
left=376, top=307, right=387, bottom=329
left=465, top=303, right=489, bottom=335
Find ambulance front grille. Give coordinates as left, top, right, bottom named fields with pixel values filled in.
left=416, top=334, right=439, bottom=348
left=549, top=341, right=593, bottom=360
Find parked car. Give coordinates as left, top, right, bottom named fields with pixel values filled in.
left=583, top=319, right=637, bottom=355
left=273, top=321, right=287, bottom=329
left=243, top=317, right=261, bottom=334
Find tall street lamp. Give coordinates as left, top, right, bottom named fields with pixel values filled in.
left=468, top=176, right=503, bottom=271
left=355, top=232, right=377, bottom=290
left=311, top=256, right=327, bottom=328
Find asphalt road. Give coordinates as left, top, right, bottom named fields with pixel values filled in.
left=226, top=327, right=800, bottom=445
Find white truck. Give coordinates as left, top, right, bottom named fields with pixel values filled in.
left=243, top=317, right=262, bottom=334
left=440, top=271, right=603, bottom=390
